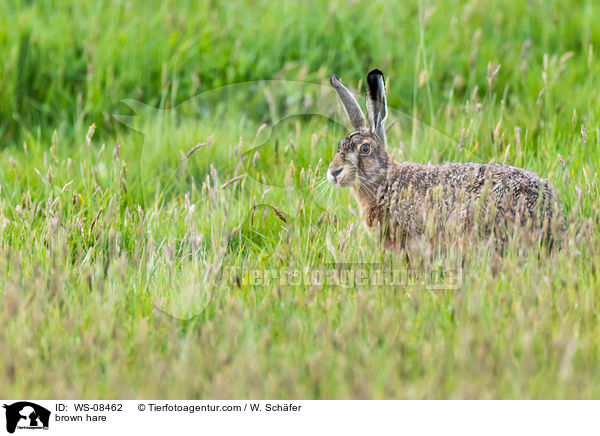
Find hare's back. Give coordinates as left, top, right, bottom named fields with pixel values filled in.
left=434, top=162, right=562, bottom=224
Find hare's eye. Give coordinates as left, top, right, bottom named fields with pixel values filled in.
left=360, top=143, right=370, bottom=154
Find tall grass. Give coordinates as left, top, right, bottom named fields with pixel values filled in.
left=0, top=0, right=599, bottom=398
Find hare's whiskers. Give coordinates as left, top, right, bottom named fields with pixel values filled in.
left=318, top=183, right=331, bottom=203
left=326, top=184, right=334, bottom=206
left=358, top=176, right=378, bottom=197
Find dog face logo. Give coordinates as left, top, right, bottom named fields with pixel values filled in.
left=2, top=402, right=50, bottom=433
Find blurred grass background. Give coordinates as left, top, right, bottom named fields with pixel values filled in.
left=1, top=0, right=600, bottom=399
left=2, top=0, right=599, bottom=143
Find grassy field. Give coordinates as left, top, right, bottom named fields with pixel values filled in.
left=1, top=0, right=600, bottom=399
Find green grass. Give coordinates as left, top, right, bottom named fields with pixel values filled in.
left=1, top=0, right=600, bottom=398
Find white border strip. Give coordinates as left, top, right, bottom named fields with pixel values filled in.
left=1, top=400, right=597, bottom=435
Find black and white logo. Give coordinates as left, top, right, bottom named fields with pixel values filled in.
left=3, top=402, right=50, bottom=434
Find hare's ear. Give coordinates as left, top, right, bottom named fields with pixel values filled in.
left=330, top=74, right=367, bottom=131
left=366, top=69, right=387, bottom=142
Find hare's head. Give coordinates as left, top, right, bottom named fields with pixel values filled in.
left=327, top=69, right=390, bottom=189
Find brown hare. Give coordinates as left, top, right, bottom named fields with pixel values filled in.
left=328, top=69, right=565, bottom=254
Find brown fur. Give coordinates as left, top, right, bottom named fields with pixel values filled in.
left=329, top=70, right=566, bottom=254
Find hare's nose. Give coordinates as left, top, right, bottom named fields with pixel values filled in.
left=328, top=167, right=343, bottom=184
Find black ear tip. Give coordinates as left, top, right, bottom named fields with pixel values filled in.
left=330, top=74, right=339, bottom=85
left=367, top=69, right=384, bottom=80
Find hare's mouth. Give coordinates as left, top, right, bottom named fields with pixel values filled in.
left=327, top=167, right=345, bottom=185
